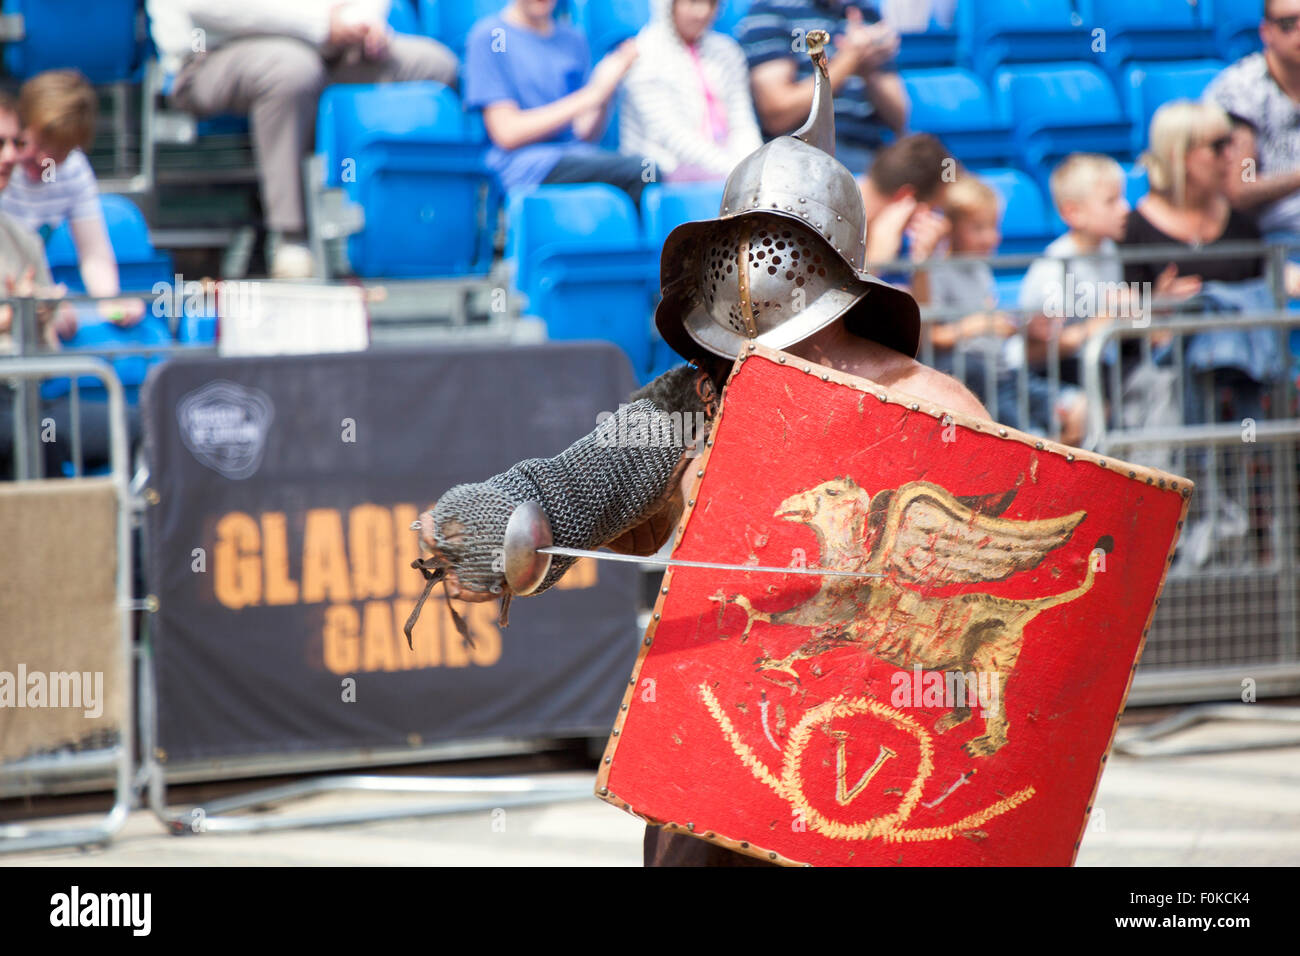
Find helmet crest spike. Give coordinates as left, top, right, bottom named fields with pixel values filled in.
left=793, top=30, right=835, bottom=158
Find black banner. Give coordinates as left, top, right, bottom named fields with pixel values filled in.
left=142, top=343, right=643, bottom=766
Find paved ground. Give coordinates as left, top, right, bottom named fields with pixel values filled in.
left=3, top=709, right=1298, bottom=866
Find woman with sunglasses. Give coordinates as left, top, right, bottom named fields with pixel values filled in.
left=1122, top=100, right=1276, bottom=433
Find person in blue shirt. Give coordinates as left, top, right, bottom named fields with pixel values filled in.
left=464, top=0, right=647, bottom=202
left=737, top=0, right=907, bottom=176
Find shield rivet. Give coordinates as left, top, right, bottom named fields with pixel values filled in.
left=799, top=198, right=806, bottom=204
left=836, top=215, right=842, bottom=221
left=1035, top=441, right=1043, bottom=449
left=778, top=355, right=786, bottom=363
left=998, top=428, right=1008, bottom=437
left=1066, top=453, right=1075, bottom=461
left=1099, top=460, right=1107, bottom=468
left=878, top=393, right=887, bottom=401
left=696, top=470, right=704, bottom=477
left=604, top=755, right=611, bottom=763
left=688, top=499, right=695, bottom=506
left=643, top=637, right=652, bottom=646
left=653, top=612, right=661, bottom=620
left=599, top=786, right=608, bottom=795
left=821, top=373, right=829, bottom=381
left=661, top=586, right=669, bottom=594
left=909, top=403, right=919, bottom=410
left=747, top=341, right=756, bottom=350
left=687, top=822, right=695, bottom=832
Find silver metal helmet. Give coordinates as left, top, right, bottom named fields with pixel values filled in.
left=655, top=30, right=920, bottom=364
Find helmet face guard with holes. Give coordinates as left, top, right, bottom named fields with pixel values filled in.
left=654, top=32, right=920, bottom=364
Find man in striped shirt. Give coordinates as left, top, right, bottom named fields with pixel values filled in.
left=736, top=0, right=908, bottom=176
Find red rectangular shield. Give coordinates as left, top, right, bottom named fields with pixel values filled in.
left=596, top=345, right=1191, bottom=866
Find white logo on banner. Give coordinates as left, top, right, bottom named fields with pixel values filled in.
left=176, top=380, right=275, bottom=480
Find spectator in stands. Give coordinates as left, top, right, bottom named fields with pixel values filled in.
left=1015, top=154, right=1130, bottom=444
left=1205, top=0, right=1300, bottom=244
left=1125, top=100, right=1274, bottom=426
left=859, top=132, right=953, bottom=266
left=0, top=71, right=143, bottom=325
left=146, top=0, right=459, bottom=279
left=619, top=0, right=763, bottom=182
left=911, top=175, right=1018, bottom=421
left=0, top=91, right=90, bottom=479
left=737, top=1, right=908, bottom=176
left=465, top=0, right=647, bottom=203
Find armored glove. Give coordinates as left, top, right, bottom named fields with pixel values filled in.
left=406, top=363, right=720, bottom=644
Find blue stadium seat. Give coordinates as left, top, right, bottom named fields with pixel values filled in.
left=417, top=0, right=509, bottom=57
left=894, top=19, right=960, bottom=69
left=640, top=181, right=725, bottom=248
left=993, top=64, right=1132, bottom=187
left=388, top=0, right=423, bottom=35
left=315, top=82, right=496, bottom=278
left=957, top=0, right=1094, bottom=78
left=1081, top=0, right=1217, bottom=72
left=640, top=180, right=725, bottom=331
left=976, top=167, right=1055, bottom=256
left=45, top=195, right=174, bottom=295
left=2, top=0, right=141, bottom=83
left=571, top=0, right=649, bottom=60
left=1121, top=161, right=1150, bottom=210
left=507, top=184, right=657, bottom=379
left=901, top=68, right=1015, bottom=163
left=1123, top=60, right=1225, bottom=154
left=41, top=314, right=175, bottom=406
left=1203, top=0, right=1263, bottom=63
left=713, top=0, right=752, bottom=38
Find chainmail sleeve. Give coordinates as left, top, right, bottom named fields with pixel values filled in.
left=429, top=363, right=719, bottom=595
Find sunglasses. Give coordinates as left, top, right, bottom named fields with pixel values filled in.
left=1268, top=15, right=1300, bottom=33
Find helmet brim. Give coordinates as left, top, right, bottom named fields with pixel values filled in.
left=654, top=209, right=921, bottom=364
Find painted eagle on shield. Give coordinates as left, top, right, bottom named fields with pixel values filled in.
left=712, top=478, right=1107, bottom=758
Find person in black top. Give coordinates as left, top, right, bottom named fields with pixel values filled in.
left=1123, top=100, right=1266, bottom=290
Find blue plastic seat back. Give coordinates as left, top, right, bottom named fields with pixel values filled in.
left=1124, top=60, right=1225, bottom=153
left=317, top=82, right=476, bottom=186
left=640, top=181, right=725, bottom=248
left=1121, top=161, right=1150, bottom=210
left=418, top=0, right=511, bottom=56
left=508, top=183, right=643, bottom=294
left=571, top=0, right=649, bottom=60
left=1082, top=0, right=1217, bottom=65
left=902, top=67, right=1013, bottom=160
left=995, top=63, right=1126, bottom=131
left=994, top=63, right=1131, bottom=176
left=978, top=167, right=1053, bottom=255
left=42, top=314, right=176, bottom=403
left=713, top=0, right=752, bottom=38
left=894, top=19, right=960, bottom=69
left=1202, top=0, right=1264, bottom=60
left=959, top=0, right=1093, bottom=77
left=388, top=0, right=423, bottom=35
left=2, top=0, right=140, bottom=82
left=45, top=195, right=174, bottom=293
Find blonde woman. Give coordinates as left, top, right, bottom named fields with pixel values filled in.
left=1123, top=100, right=1264, bottom=291
left=619, top=0, right=762, bottom=182
left=1123, top=99, right=1276, bottom=427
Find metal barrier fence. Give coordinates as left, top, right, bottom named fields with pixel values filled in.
left=0, top=354, right=134, bottom=851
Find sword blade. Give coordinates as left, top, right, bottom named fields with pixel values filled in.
left=538, top=546, right=883, bottom=578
